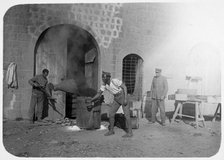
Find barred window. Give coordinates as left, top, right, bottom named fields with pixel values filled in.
left=122, top=54, right=143, bottom=96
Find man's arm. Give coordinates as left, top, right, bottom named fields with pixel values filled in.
left=91, top=90, right=103, bottom=102
left=162, top=77, right=168, bottom=99
left=120, top=82, right=128, bottom=106
left=28, top=77, right=39, bottom=87
left=150, top=77, right=154, bottom=97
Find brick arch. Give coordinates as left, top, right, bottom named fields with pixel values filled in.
left=119, top=48, right=143, bottom=60
left=32, top=23, right=101, bottom=120
left=32, top=23, right=101, bottom=77
left=29, top=21, right=99, bottom=47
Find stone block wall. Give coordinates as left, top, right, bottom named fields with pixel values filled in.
left=106, top=3, right=176, bottom=83
left=27, top=4, right=123, bottom=49
left=3, top=3, right=126, bottom=120
left=4, top=3, right=219, bottom=119
left=3, top=5, right=33, bottom=120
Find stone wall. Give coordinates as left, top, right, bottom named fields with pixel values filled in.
left=28, top=4, right=123, bottom=49
left=3, top=3, right=126, bottom=120
left=3, top=3, right=221, bottom=120
left=3, top=5, right=32, bottom=119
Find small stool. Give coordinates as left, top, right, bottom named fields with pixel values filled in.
left=171, top=101, right=205, bottom=128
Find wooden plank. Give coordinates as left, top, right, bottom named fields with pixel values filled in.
left=176, top=89, right=197, bottom=95
left=175, top=94, right=188, bottom=101
left=168, top=94, right=221, bottom=103
left=176, top=114, right=195, bottom=119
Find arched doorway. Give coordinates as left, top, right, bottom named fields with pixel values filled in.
left=34, top=24, right=99, bottom=120
left=122, top=54, right=143, bottom=101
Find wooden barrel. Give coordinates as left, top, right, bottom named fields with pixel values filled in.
left=75, top=97, right=101, bottom=129
left=89, top=105, right=101, bottom=130
left=144, top=91, right=152, bottom=120
left=131, top=116, right=139, bottom=129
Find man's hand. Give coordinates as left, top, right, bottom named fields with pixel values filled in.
left=32, top=81, right=42, bottom=87
left=32, top=82, right=39, bottom=87
left=39, top=85, right=45, bottom=89
left=123, top=99, right=128, bottom=106
left=91, top=91, right=103, bottom=103
left=161, top=96, right=166, bottom=100
left=91, top=97, right=98, bottom=103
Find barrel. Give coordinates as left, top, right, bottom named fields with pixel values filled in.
left=75, top=96, right=101, bottom=129
left=131, top=116, right=139, bottom=129
left=144, top=91, right=152, bottom=120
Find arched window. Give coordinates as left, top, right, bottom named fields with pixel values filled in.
left=185, top=43, right=221, bottom=95
left=122, top=54, right=143, bottom=100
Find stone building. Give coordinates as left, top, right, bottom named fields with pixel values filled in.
left=3, top=3, right=222, bottom=120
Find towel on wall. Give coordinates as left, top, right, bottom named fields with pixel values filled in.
left=5, top=62, right=18, bottom=89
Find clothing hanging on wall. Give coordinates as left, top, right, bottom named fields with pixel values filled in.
left=5, top=62, right=18, bottom=89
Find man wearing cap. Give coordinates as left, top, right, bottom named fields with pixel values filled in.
left=150, top=68, right=168, bottom=126
left=91, top=71, right=133, bottom=137
left=28, top=69, right=49, bottom=124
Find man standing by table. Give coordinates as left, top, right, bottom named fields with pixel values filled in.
left=149, top=68, right=168, bottom=126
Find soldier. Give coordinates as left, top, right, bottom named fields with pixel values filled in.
left=91, top=71, right=133, bottom=137
left=28, top=69, right=49, bottom=123
left=149, top=68, right=168, bottom=126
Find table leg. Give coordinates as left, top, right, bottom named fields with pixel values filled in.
left=212, top=103, right=221, bottom=122
left=171, top=102, right=182, bottom=123
left=195, top=102, right=199, bottom=128
left=198, top=102, right=205, bottom=127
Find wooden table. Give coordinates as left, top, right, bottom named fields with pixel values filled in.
left=171, top=100, right=205, bottom=128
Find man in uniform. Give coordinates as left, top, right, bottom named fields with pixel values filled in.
left=28, top=69, right=49, bottom=123
left=150, top=68, right=168, bottom=126
left=91, top=71, right=133, bottom=137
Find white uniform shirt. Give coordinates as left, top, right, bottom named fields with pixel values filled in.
left=100, top=78, right=122, bottom=95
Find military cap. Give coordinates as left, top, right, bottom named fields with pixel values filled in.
left=102, top=71, right=111, bottom=77
left=155, top=68, right=162, bottom=73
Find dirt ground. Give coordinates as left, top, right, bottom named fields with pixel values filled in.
left=2, top=116, right=222, bottom=158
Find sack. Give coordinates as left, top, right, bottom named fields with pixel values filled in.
left=114, top=91, right=124, bottom=105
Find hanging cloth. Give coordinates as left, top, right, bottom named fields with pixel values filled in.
left=5, top=62, right=18, bottom=89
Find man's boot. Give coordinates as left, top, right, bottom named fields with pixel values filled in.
left=105, top=117, right=115, bottom=136
left=122, top=118, right=133, bottom=138
left=104, top=130, right=115, bottom=136
left=122, top=132, right=133, bottom=138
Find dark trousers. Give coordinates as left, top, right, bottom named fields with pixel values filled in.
left=151, top=99, right=166, bottom=123
left=108, top=93, right=132, bottom=134
left=29, top=93, right=45, bottom=121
